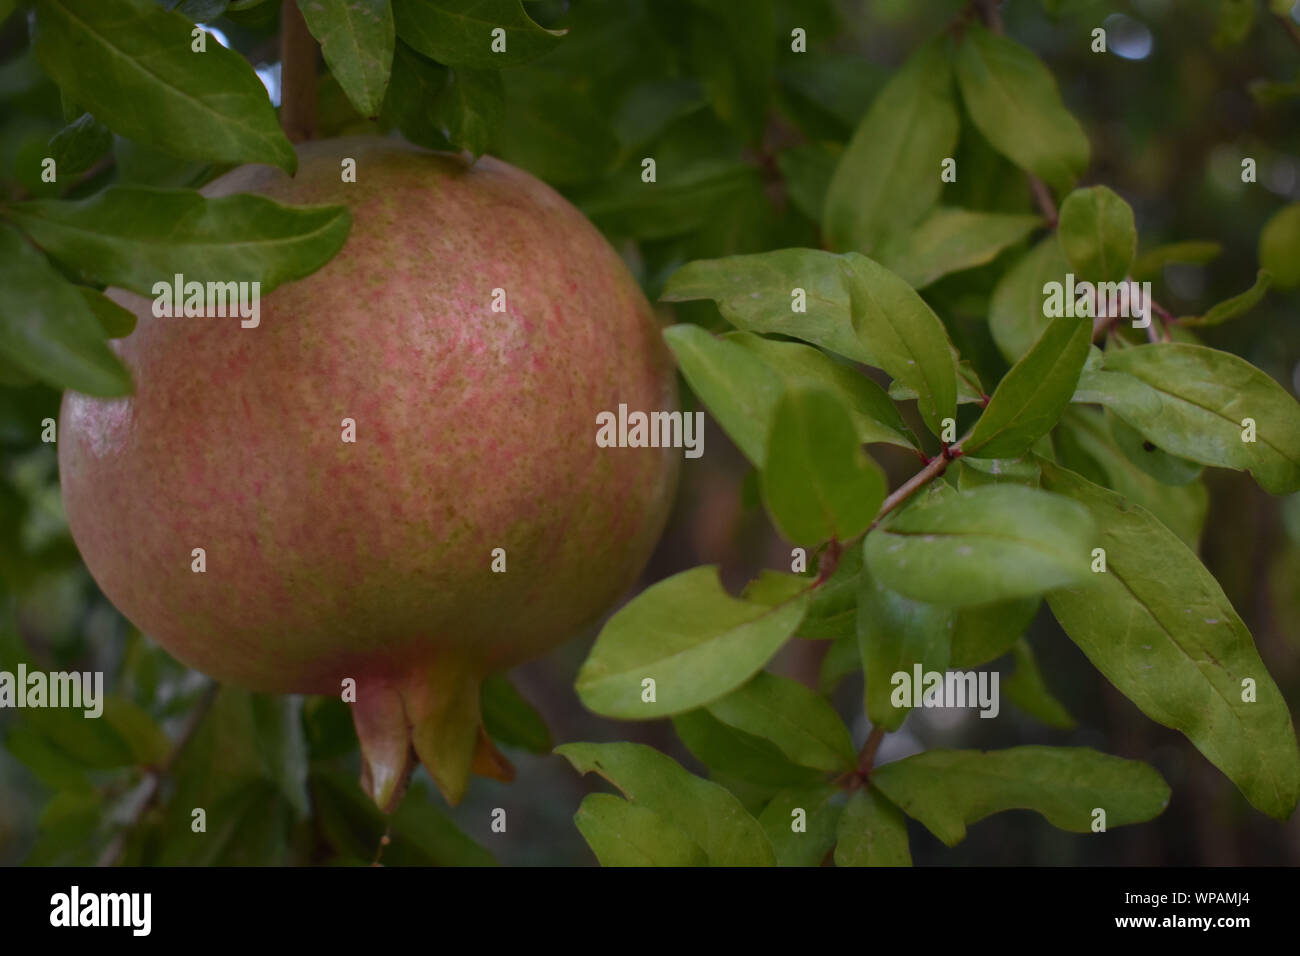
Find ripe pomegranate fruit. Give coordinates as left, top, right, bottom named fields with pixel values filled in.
left=58, top=137, right=679, bottom=810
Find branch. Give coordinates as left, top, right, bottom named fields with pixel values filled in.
left=869, top=440, right=965, bottom=533
left=97, top=681, right=219, bottom=867
left=279, top=0, right=318, bottom=143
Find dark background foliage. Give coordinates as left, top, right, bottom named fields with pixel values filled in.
left=1, top=0, right=1298, bottom=865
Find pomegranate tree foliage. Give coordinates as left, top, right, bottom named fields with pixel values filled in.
left=0, top=0, right=1298, bottom=867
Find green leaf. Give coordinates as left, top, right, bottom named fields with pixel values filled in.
left=950, top=597, right=1040, bottom=668
left=393, top=0, right=564, bottom=69
left=662, top=325, right=782, bottom=466
left=686, top=0, right=773, bottom=144
left=863, top=485, right=1095, bottom=607
left=819, top=633, right=860, bottom=693
left=673, top=709, right=824, bottom=788
left=729, top=333, right=918, bottom=451
left=1105, top=410, right=1203, bottom=486
left=1003, top=638, right=1076, bottom=729
left=1075, top=343, right=1300, bottom=495
left=801, top=544, right=863, bottom=641
left=380, top=40, right=453, bottom=150
left=834, top=787, right=911, bottom=866
left=1259, top=203, right=1300, bottom=289
left=432, top=67, right=503, bottom=157
left=297, top=0, right=395, bottom=117
left=1057, top=186, right=1136, bottom=284
left=957, top=454, right=1042, bottom=489
left=840, top=253, right=959, bottom=436
left=10, top=186, right=352, bottom=297
left=1040, top=462, right=1300, bottom=819
left=875, top=207, right=1041, bottom=289
left=76, top=287, right=136, bottom=338
left=857, top=567, right=953, bottom=731
left=758, top=786, right=843, bottom=867
left=955, top=23, right=1090, bottom=194
left=33, top=0, right=296, bottom=173
left=965, top=316, right=1091, bottom=459
left=101, top=696, right=170, bottom=766
left=574, top=111, right=742, bottom=222
left=706, top=671, right=856, bottom=773
left=480, top=673, right=550, bottom=754
left=777, top=142, right=840, bottom=225
left=1179, top=270, right=1272, bottom=326
left=1057, top=408, right=1207, bottom=550
left=46, top=112, right=112, bottom=178
left=760, top=385, right=887, bottom=546
left=311, top=768, right=495, bottom=865
left=661, top=249, right=872, bottom=364
left=989, top=234, right=1072, bottom=362
left=873, top=746, right=1169, bottom=845
left=0, top=224, right=130, bottom=396
left=574, top=566, right=809, bottom=719
left=575, top=793, right=709, bottom=866
left=662, top=327, right=915, bottom=469
left=1131, top=240, right=1222, bottom=280
left=556, top=741, right=776, bottom=866
left=823, top=38, right=959, bottom=253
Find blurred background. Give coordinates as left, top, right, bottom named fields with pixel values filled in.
left=2, top=0, right=1299, bottom=865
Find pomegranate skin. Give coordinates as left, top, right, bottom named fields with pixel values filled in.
left=58, top=138, right=679, bottom=801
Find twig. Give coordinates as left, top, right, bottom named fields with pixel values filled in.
left=279, top=0, right=318, bottom=143
left=974, top=0, right=1003, bottom=34
left=868, top=441, right=964, bottom=533
left=97, top=681, right=219, bottom=867
left=1028, top=175, right=1059, bottom=227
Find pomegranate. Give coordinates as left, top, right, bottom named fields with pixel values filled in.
left=57, top=137, right=679, bottom=810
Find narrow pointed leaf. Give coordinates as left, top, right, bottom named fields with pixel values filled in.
left=841, top=253, right=958, bottom=436
left=858, top=568, right=953, bottom=730
left=1003, top=639, right=1076, bottom=729
left=873, top=746, right=1170, bottom=846
left=834, top=787, right=911, bottom=866
left=823, top=38, right=959, bottom=253
left=10, top=187, right=352, bottom=297
left=574, top=793, right=708, bottom=867
left=989, top=234, right=1072, bottom=362
left=574, top=566, right=809, bottom=719
left=33, top=0, right=295, bottom=172
left=955, top=23, right=1089, bottom=193
left=706, top=671, right=856, bottom=773
left=1074, top=343, right=1300, bottom=494
left=760, top=385, right=887, bottom=546
left=0, top=225, right=130, bottom=396
left=1057, top=186, right=1136, bottom=283
left=297, top=0, right=395, bottom=117
left=1179, top=269, right=1272, bottom=326
left=557, top=741, right=776, bottom=866
left=759, top=786, right=843, bottom=867
left=661, top=249, right=873, bottom=364
left=966, top=316, right=1091, bottom=458
left=875, top=207, right=1041, bottom=289
left=393, top=0, right=565, bottom=69
left=864, top=485, right=1095, bottom=607
left=1041, top=461, right=1300, bottom=819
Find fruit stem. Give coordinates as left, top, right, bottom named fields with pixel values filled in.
left=279, top=0, right=319, bottom=144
